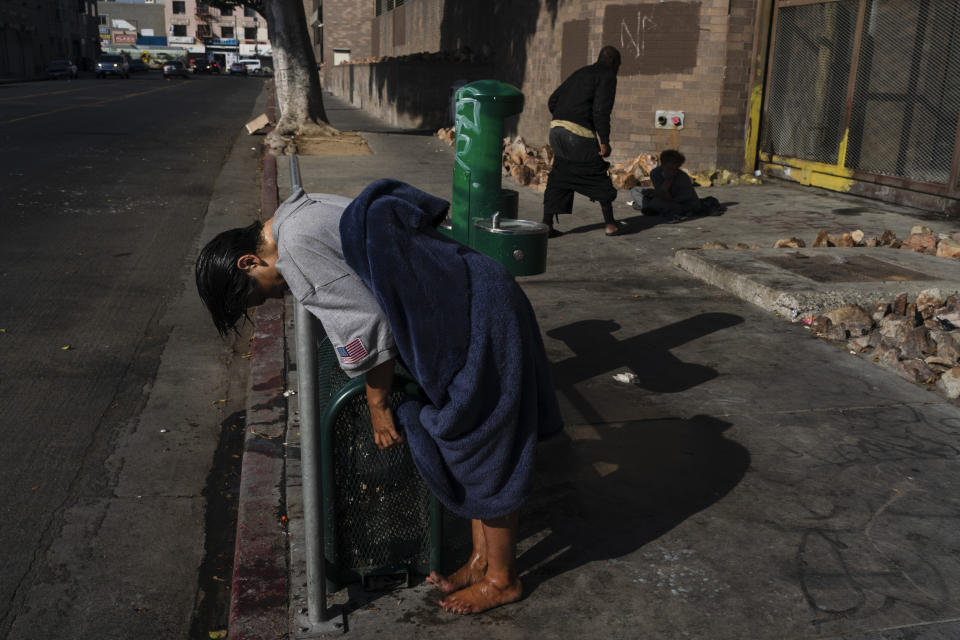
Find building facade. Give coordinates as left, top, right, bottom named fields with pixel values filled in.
left=164, top=0, right=270, bottom=62
left=322, top=0, right=755, bottom=175
left=96, top=1, right=166, bottom=48
left=320, top=0, right=960, bottom=213
left=0, top=0, right=99, bottom=79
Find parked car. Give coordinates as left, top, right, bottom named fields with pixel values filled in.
left=162, top=60, right=189, bottom=79
left=96, top=55, right=129, bottom=78
left=46, top=59, right=78, bottom=80
left=128, top=59, right=150, bottom=73
left=238, top=58, right=261, bottom=73
left=228, top=62, right=247, bottom=76
left=190, top=59, right=214, bottom=74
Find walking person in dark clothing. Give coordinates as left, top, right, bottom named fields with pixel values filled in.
left=542, top=45, right=626, bottom=237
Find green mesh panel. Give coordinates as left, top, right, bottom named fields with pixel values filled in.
left=316, top=336, right=432, bottom=585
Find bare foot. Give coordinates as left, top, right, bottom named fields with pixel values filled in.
left=439, top=575, right=523, bottom=614
left=426, top=555, right=487, bottom=594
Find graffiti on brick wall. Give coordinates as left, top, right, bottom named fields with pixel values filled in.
left=602, top=2, right=701, bottom=76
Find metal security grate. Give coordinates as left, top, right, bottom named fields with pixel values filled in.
left=762, top=0, right=859, bottom=164
left=316, top=337, right=433, bottom=588
left=846, top=0, right=960, bottom=184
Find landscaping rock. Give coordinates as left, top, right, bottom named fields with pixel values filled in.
left=879, top=315, right=916, bottom=342
left=812, top=230, right=833, bottom=248
left=509, top=163, right=535, bottom=186
left=905, top=303, right=921, bottom=325
left=901, top=358, right=937, bottom=383
left=916, top=288, right=942, bottom=311
left=936, top=366, right=960, bottom=398
left=911, top=224, right=934, bottom=236
left=824, top=305, right=873, bottom=336
left=925, top=355, right=956, bottom=369
left=850, top=229, right=865, bottom=245
left=826, top=322, right=849, bottom=341
left=701, top=241, right=729, bottom=250
left=935, top=304, right=960, bottom=330
left=898, top=326, right=933, bottom=359
left=774, top=237, right=806, bottom=248
left=871, top=301, right=891, bottom=323
left=733, top=243, right=752, bottom=250
left=893, top=292, right=909, bottom=315
left=937, top=237, right=960, bottom=259
left=810, top=315, right=832, bottom=336
left=835, top=232, right=856, bottom=247
left=901, top=232, right=938, bottom=254
left=863, top=235, right=879, bottom=247
left=848, top=334, right=875, bottom=352
left=933, top=332, right=960, bottom=363
left=878, top=230, right=898, bottom=247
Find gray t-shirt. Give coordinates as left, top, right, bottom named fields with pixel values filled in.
left=272, top=188, right=398, bottom=377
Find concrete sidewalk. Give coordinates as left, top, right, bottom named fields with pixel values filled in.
left=246, top=92, right=960, bottom=639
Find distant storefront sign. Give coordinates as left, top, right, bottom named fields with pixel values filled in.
left=99, top=27, right=110, bottom=35
left=137, top=36, right=168, bottom=46
left=168, top=36, right=194, bottom=44
left=113, top=31, right=137, bottom=45
left=239, top=43, right=271, bottom=56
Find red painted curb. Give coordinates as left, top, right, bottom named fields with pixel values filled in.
left=228, top=145, right=288, bottom=640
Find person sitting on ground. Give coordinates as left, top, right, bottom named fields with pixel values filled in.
left=631, top=149, right=702, bottom=221
left=195, top=179, right=563, bottom=615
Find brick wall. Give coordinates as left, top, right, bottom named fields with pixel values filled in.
left=321, top=0, right=372, bottom=71
left=327, top=59, right=495, bottom=130
left=327, top=0, right=759, bottom=172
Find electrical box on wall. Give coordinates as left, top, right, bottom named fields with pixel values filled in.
left=655, top=110, right=685, bottom=130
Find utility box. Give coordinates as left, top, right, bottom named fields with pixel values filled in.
left=655, top=110, right=685, bottom=130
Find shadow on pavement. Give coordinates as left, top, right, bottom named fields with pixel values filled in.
left=521, top=414, right=750, bottom=597
left=504, top=312, right=750, bottom=596
left=547, top=313, right=744, bottom=422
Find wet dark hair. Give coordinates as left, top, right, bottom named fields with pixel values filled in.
left=660, top=149, right=686, bottom=166
left=598, top=45, right=621, bottom=69
left=195, top=221, right=263, bottom=336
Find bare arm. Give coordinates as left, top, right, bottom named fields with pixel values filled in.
left=365, top=357, right=402, bottom=450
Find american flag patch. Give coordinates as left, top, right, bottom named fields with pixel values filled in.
left=336, top=338, right=368, bottom=364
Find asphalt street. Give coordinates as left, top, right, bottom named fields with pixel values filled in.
left=0, top=72, right=265, bottom=639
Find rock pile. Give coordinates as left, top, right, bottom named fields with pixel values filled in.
left=500, top=136, right=554, bottom=193
left=762, top=225, right=960, bottom=258
left=807, top=289, right=960, bottom=398
left=433, top=133, right=764, bottom=195
left=697, top=224, right=960, bottom=261
left=436, top=126, right=455, bottom=145
left=607, top=153, right=658, bottom=190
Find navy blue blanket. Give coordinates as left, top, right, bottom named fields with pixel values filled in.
left=340, top=179, right=563, bottom=520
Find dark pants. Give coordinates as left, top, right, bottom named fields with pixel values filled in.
left=542, top=127, right=617, bottom=226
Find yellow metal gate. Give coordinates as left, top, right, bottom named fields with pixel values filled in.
left=758, top=0, right=960, bottom=205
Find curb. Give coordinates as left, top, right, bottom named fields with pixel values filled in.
left=227, top=147, right=289, bottom=639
